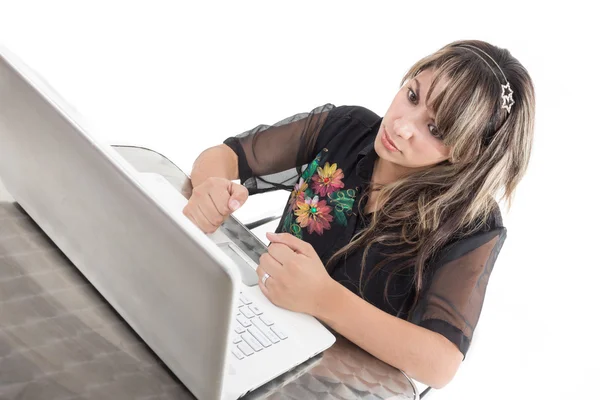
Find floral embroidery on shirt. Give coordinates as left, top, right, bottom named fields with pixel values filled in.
left=289, top=177, right=308, bottom=207
left=281, top=148, right=357, bottom=239
left=327, top=188, right=357, bottom=227
left=294, top=195, right=334, bottom=235
left=311, top=162, right=344, bottom=196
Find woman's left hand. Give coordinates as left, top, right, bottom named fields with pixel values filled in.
left=256, top=232, right=337, bottom=316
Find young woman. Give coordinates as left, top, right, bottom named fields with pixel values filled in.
left=185, top=39, right=535, bottom=389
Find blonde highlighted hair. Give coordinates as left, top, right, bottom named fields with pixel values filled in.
left=324, top=39, right=536, bottom=315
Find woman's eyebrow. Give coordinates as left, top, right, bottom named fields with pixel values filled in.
left=413, top=78, right=421, bottom=97
left=413, top=78, right=436, bottom=120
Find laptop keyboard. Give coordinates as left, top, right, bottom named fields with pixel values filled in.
left=230, top=292, right=288, bottom=360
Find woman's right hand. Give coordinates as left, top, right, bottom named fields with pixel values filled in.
left=183, top=177, right=249, bottom=233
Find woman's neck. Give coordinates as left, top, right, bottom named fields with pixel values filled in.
left=371, top=156, right=415, bottom=186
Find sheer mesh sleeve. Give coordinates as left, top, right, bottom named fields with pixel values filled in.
left=223, top=104, right=335, bottom=195
left=409, top=225, right=508, bottom=359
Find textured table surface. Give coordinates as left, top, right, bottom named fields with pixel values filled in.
left=0, top=145, right=418, bottom=400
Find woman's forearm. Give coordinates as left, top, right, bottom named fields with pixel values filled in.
left=190, top=144, right=239, bottom=188
left=316, top=281, right=463, bottom=389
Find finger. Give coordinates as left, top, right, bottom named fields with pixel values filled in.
left=256, top=265, right=273, bottom=291
left=193, top=202, right=220, bottom=233
left=228, top=182, right=249, bottom=211
left=257, top=270, right=271, bottom=299
left=256, top=264, right=263, bottom=281
left=258, top=252, right=284, bottom=277
left=267, top=242, right=297, bottom=265
left=182, top=205, right=201, bottom=228
left=208, top=186, right=233, bottom=217
left=266, top=232, right=314, bottom=257
left=197, top=193, right=224, bottom=227
left=256, top=265, right=269, bottom=282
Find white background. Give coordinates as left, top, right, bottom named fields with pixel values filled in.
left=1, top=1, right=598, bottom=399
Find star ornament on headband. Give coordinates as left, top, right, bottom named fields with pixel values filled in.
left=501, top=82, right=515, bottom=113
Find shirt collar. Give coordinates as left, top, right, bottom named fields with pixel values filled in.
left=356, top=117, right=383, bottom=182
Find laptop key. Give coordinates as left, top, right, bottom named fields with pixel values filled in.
left=251, top=319, right=280, bottom=344
left=234, top=326, right=246, bottom=334
left=249, top=304, right=263, bottom=315
left=239, top=293, right=252, bottom=305
left=247, top=326, right=271, bottom=348
left=233, top=336, right=242, bottom=344
left=240, top=306, right=254, bottom=319
left=259, top=315, right=274, bottom=326
left=236, top=315, right=252, bottom=328
left=271, top=325, right=288, bottom=340
left=241, top=333, right=263, bottom=352
left=237, top=342, right=254, bottom=356
left=231, top=347, right=245, bottom=360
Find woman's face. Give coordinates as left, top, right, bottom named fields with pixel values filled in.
left=374, top=68, right=452, bottom=170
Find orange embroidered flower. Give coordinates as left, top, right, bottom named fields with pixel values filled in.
left=289, top=177, right=308, bottom=209
left=294, top=195, right=333, bottom=235
left=311, top=162, right=344, bottom=196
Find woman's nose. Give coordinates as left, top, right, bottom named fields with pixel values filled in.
left=392, top=122, right=415, bottom=140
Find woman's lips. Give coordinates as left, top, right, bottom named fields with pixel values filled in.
left=381, top=126, right=399, bottom=152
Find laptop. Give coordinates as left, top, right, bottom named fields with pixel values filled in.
left=0, top=45, right=336, bottom=400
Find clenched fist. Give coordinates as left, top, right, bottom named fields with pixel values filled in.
left=183, top=177, right=249, bottom=233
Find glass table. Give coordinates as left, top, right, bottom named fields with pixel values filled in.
left=0, top=145, right=419, bottom=400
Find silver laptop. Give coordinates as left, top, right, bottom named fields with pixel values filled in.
left=0, top=46, right=336, bottom=400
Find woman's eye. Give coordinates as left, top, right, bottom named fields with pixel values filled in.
left=408, top=87, right=441, bottom=139
left=407, top=88, right=417, bottom=104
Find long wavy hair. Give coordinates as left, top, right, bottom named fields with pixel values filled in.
left=324, top=39, right=536, bottom=315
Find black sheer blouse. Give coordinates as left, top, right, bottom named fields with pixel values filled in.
left=223, top=104, right=507, bottom=358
